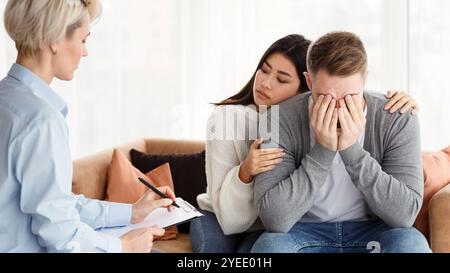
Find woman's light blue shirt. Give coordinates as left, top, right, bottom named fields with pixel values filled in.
left=0, top=64, right=131, bottom=252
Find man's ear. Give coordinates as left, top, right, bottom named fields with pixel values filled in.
left=304, top=72, right=313, bottom=91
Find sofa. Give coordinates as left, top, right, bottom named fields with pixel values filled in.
left=72, top=138, right=204, bottom=253
left=429, top=183, right=450, bottom=252
left=72, top=138, right=450, bottom=253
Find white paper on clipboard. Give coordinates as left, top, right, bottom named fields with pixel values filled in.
left=99, top=197, right=203, bottom=237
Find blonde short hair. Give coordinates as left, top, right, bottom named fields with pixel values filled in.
left=4, top=0, right=103, bottom=57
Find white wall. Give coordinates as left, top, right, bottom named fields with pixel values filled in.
left=0, top=0, right=448, bottom=157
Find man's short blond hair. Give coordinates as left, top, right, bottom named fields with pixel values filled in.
left=4, top=0, right=102, bottom=57
left=307, top=31, right=368, bottom=76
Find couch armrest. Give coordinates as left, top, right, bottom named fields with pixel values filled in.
left=144, top=138, right=204, bottom=155
left=429, top=183, right=450, bottom=252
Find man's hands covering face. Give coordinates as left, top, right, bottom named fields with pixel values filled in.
left=311, top=95, right=339, bottom=151
left=337, top=95, right=366, bottom=151
left=311, top=95, right=366, bottom=151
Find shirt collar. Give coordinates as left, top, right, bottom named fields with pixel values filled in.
left=7, top=63, right=68, bottom=117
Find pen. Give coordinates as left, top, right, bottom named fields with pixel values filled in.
left=138, top=177, right=180, bottom=208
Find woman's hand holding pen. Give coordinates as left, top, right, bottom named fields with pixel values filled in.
left=238, top=138, right=285, bottom=184
left=119, top=186, right=176, bottom=253
left=131, top=186, right=177, bottom=224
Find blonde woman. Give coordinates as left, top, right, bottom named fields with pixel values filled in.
left=0, top=0, right=175, bottom=253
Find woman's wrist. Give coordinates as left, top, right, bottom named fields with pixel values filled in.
left=238, top=165, right=253, bottom=184
left=131, top=203, right=143, bottom=224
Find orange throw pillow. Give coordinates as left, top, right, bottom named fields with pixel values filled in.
left=105, top=149, right=178, bottom=240
left=414, top=146, right=450, bottom=238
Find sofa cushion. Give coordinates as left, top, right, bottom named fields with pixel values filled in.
left=130, top=149, right=207, bottom=233
left=105, top=149, right=178, bottom=240
left=414, top=146, right=450, bottom=237
left=72, top=139, right=147, bottom=200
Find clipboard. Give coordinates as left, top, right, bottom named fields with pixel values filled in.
left=99, top=197, right=203, bottom=237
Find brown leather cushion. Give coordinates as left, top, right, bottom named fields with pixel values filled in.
left=105, top=149, right=178, bottom=240
left=414, top=146, right=450, bottom=238
left=72, top=139, right=147, bottom=200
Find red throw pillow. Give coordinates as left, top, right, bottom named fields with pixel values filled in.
left=105, top=149, right=178, bottom=240
left=414, top=146, right=450, bottom=238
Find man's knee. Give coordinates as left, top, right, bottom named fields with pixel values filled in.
left=250, top=232, right=297, bottom=253
left=379, top=227, right=431, bottom=253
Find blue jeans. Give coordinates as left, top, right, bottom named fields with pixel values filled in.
left=251, top=220, right=431, bottom=253
left=190, top=209, right=263, bottom=253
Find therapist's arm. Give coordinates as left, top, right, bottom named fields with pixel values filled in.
left=74, top=178, right=175, bottom=229
left=14, top=115, right=122, bottom=252
left=74, top=195, right=132, bottom=229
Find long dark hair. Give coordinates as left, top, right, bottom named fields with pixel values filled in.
left=215, top=34, right=311, bottom=106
